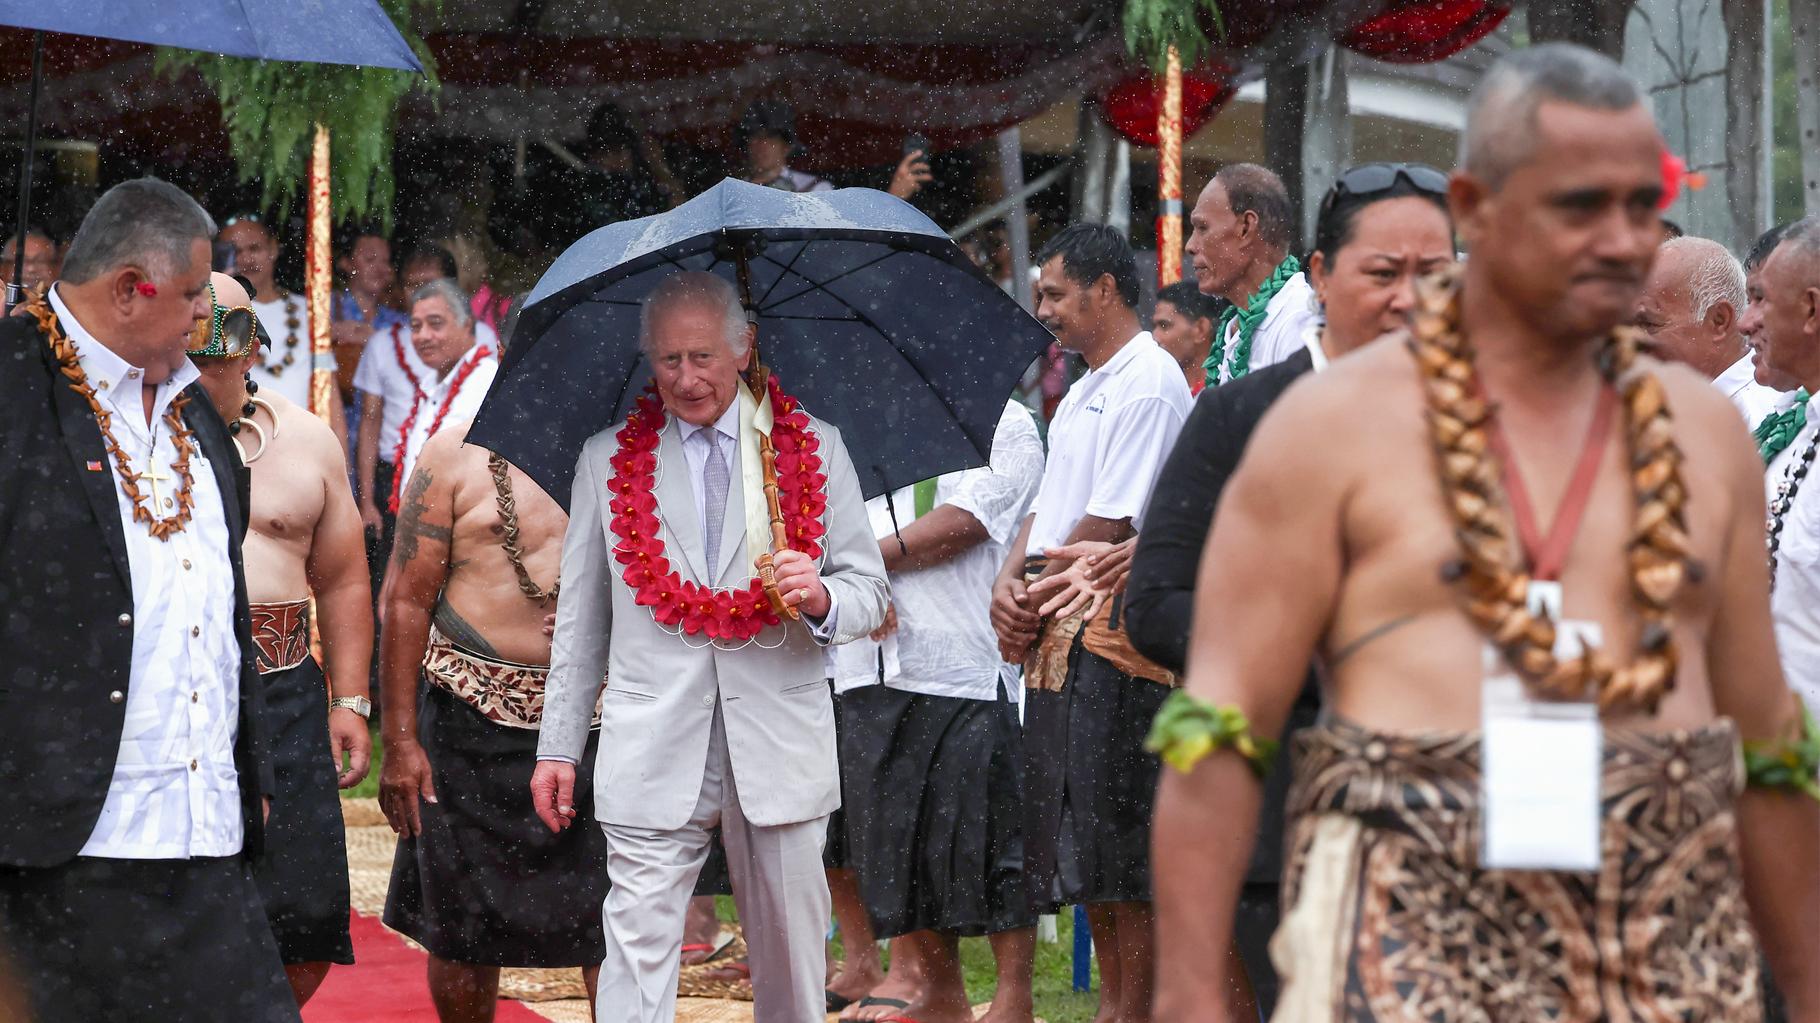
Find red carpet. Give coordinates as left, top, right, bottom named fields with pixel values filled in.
left=301, top=911, right=550, bottom=1023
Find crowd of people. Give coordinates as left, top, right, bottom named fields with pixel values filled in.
left=5, top=39, right=1820, bottom=1023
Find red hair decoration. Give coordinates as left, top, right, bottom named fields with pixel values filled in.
left=135, top=281, right=158, bottom=297
left=1658, top=150, right=1707, bottom=211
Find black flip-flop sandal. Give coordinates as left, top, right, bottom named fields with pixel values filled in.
left=840, top=996, right=911, bottom=1020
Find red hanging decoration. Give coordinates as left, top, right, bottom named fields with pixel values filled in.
left=1340, top=0, right=1513, bottom=64
left=1100, top=63, right=1236, bottom=148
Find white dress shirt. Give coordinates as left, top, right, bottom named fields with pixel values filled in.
left=246, top=291, right=314, bottom=410
left=833, top=403, right=1045, bottom=701
left=355, top=321, right=500, bottom=464
left=50, top=286, right=245, bottom=859
left=1027, top=331, right=1192, bottom=555
left=1713, top=353, right=1788, bottom=431
left=1216, top=271, right=1319, bottom=384
left=395, top=344, right=499, bottom=489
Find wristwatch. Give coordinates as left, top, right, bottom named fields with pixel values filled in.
left=329, top=696, right=372, bottom=719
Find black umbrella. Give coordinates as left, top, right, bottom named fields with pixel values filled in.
left=0, top=0, right=424, bottom=304
left=469, top=177, right=1055, bottom=509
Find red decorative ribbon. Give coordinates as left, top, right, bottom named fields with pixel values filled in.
left=608, top=378, right=828, bottom=643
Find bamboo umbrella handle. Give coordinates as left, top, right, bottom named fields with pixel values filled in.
left=754, top=430, right=801, bottom=620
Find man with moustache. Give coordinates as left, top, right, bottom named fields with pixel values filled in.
left=1633, top=235, right=1784, bottom=426
left=0, top=178, right=297, bottom=1021
left=1153, top=45, right=1819, bottom=1021
left=1185, top=163, right=1320, bottom=388
left=991, top=224, right=1191, bottom=1023
left=187, top=272, right=375, bottom=1007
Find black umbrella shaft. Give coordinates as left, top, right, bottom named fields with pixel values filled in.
left=8, top=31, right=43, bottom=312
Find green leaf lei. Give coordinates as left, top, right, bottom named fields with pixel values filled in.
left=1754, top=390, right=1810, bottom=464
left=1202, top=254, right=1300, bottom=390
left=1145, top=689, right=1277, bottom=777
left=1742, top=700, right=1820, bottom=801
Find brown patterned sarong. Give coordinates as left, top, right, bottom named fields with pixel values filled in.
left=250, top=599, right=311, bottom=675
left=422, top=624, right=599, bottom=730
left=1271, top=718, right=1760, bottom=1022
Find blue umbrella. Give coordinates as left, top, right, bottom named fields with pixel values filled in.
left=0, top=0, right=424, bottom=303
left=469, top=177, right=1054, bottom=508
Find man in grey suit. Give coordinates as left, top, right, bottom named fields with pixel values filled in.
left=531, top=270, right=889, bottom=1023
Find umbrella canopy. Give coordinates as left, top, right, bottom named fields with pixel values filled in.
left=0, top=0, right=423, bottom=71
left=469, top=177, right=1054, bottom=509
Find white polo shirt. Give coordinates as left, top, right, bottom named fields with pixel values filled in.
left=1026, top=331, right=1191, bottom=556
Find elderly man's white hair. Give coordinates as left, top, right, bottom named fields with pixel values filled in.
left=1460, top=43, right=1645, bottom=189
left=411, top=277, right=475, bottom=329
left=1659, top=236, right=1745, bottom=322
left=639, top=270, right=750, bottom=357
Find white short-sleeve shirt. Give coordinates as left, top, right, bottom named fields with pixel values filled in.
left=356, top=321, right=498, bottom=463
left=1770, top=394, right=1820, bottom=711
left=395, top=348, right=500, bottom=490
left=832, top=403, right=1046, bottom=701
left=1026, top=331, right=1192, bottom=555
left=247, top=291, right=316, bottom=410
left=1217, top=271, right=1319, bottom=384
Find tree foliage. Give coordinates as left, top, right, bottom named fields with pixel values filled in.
left=1123, top=0, right=1226, bottom=72
left=156, top=0, right=440, bottom=228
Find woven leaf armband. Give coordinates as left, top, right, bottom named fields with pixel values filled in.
left=1743, top=699, right=1820, bottom=801
left=1145, top=690, right=1278, bottom=777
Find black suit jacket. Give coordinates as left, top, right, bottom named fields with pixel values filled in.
left=1124, top=346, right=1319, bottom=884
left=0, top=312, right=271, bottom=868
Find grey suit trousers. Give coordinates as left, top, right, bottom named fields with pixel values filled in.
left=595, top=707, right=832, bottom=1023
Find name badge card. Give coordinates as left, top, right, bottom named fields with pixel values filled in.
left=1480, top=622, right=1603, bottom=872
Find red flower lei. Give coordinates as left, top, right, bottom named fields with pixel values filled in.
left=388, top=344, right=492, bottom=513
left=609, top=377, right=829, bottom=642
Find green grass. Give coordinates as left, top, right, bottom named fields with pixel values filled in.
left=728, top=898, right=1102, bottom=1023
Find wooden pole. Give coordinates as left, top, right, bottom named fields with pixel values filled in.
left=307, top=123, right=334, bottom=422
left=1157, top=46, right=1184, bottom=286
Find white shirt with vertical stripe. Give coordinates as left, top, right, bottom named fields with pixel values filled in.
left=51, top=286, right=245, bottom=859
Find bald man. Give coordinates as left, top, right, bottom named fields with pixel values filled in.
left=188, top=272, right=374, bottom=1006
left=1153, top=43, right=1819, bottom=1020
left=1635, top=235, right=1787, bottom=428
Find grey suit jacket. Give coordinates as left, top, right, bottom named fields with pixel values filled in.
left=539, top=412, right=888, bottom=830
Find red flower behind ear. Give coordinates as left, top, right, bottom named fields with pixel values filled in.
left=136, top=281, right=158, bottom=297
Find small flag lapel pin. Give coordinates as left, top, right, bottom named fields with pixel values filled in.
left=86, top=460, right=103, bottom=471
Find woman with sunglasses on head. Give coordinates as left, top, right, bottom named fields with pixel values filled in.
left=1123, top=163, right=1453, bottom=1020
left=188, top=272, right=376, bottom=1009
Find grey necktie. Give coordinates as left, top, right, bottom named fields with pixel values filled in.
left=697, top=428, right=729, bottom=574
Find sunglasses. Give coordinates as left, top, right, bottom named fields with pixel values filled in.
left=1318, top=163, right=1449, bottom=220
left=188, top=280, right=261, bottom=359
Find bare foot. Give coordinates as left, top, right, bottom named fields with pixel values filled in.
left=842, top=973, right=923, bottom=1022
left=681, top=897, right=725, bottom=967
left=860, top=990, right=973, bottom=1023
left=976, top=996, right=1037, bottom=1023
left=827, top=959, right=887, bottom=1011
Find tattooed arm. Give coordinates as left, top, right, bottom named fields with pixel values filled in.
left=377, top=431, right=459, bottom=837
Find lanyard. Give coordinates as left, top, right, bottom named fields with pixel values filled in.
left=1480, top=383, right=1618, bottom=586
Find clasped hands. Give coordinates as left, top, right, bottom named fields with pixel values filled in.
left=991, top=539, right=1135, bottom=664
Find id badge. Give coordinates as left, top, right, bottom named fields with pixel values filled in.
left=1480, top=622, right=1603, bottom=872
